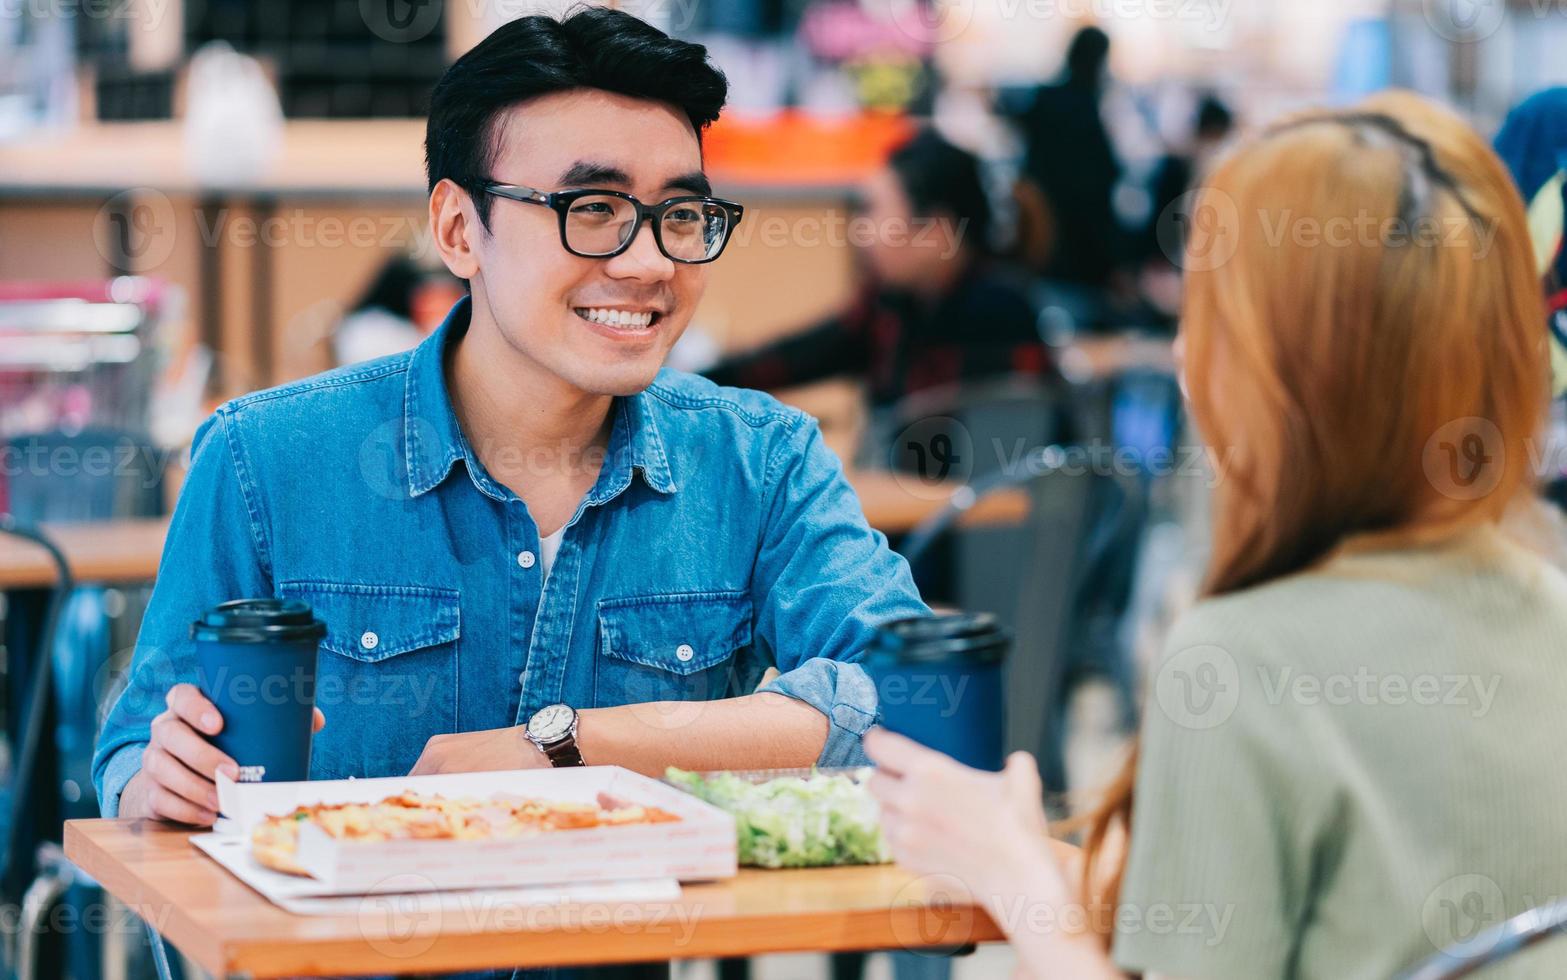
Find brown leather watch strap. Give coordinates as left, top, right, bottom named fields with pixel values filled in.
left=542, top=736, right=584, bottom=768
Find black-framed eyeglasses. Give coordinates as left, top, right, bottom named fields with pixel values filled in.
left=482, top=181, right=745, bottom=264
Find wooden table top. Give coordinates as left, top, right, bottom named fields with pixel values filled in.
left=0, top=473, right=1022, bottom=591
left=848, top=469, right=1029, bottom=537
left=0, top=517, right=169, bottom=590
left=66, top=818, right=1005, bottom=977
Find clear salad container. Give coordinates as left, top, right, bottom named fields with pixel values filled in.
left=663, top=767, right=891, bottom=868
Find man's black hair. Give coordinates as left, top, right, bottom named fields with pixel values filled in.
left=425, top=6, right=728, bottom=229
left=887, top=130, right=993, bottom=256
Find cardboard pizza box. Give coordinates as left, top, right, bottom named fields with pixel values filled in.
left=211, top=766, right=737, bottom=895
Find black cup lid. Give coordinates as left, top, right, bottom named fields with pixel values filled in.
left=872, top=611, right=1011, bottom=665
left=191, top=598, right=326, bottom=644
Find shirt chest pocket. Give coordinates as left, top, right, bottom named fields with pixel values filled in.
left=277, top=581, right=460, bottom=779
left=593, top=590, right=752, bottom=706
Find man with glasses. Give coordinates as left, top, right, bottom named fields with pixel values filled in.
left=94, top=8, right=928, bottom=826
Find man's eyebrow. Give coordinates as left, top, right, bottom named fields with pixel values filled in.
left=665, top=171, right=712, bottom=196
left=555, top=163, right=711, bottom=198
left=558, top=161, right=632, bottom=188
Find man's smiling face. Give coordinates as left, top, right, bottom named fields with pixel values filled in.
left=468, top=88, right=712, bottom=396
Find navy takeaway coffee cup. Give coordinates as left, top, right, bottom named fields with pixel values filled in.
left=865, top=612, right=1010, bottom=771
left=191, top=598, right=326, bottom=783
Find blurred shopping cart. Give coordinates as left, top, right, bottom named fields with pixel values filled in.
left=0, top=278, right=172, bottom=445
left=0, top=278, right=183, bottom=980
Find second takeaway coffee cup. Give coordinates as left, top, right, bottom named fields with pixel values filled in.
left=864, top=611, right=1011, bottom=772
left=191, top=598, right=326, bottom=783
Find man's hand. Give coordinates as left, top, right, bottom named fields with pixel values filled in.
left=120, top=684, right=325, bottom=825
left=410, top=726, right=549, bottom=775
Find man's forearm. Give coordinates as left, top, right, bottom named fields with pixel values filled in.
left=408, top=692, right=834, bottom=776
left=576, top=691, right=830, bottom=776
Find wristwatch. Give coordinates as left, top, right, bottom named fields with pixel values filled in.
left=525, top=703, right=584, bottom=767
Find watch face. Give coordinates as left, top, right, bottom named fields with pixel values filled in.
left=528, top=704, right=574, bottom=742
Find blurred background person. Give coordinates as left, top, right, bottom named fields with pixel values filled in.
left=1129, top=92, right=1236, bottom=322
left=1494, top=87, right=1567, bottom=391
left=330, top=254, right=465, bottom=366
left=1494, top=88, right=1567, bottom=521
left=1009, top=26, right=1122, bottom=291
left=704, top=129, right=1053, bottom=424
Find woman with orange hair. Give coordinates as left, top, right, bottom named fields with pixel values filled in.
left=866, top=92, right=1567, bottom=979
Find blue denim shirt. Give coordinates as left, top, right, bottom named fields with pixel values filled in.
left=93, top=297, right=928, bottom=815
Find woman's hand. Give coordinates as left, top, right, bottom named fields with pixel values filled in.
left=866, top=729, right=1125, bottom=979
left=864, top=728, right=1068, bottom=916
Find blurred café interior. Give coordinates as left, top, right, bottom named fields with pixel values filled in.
left=2, top=0, right=1567, bottom=978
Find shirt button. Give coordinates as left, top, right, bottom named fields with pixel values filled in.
left=675, top=643, right=695, bottom=662
left=360, top=631, right=379, bottom=651
left=517, top=550, right=536, bottom=569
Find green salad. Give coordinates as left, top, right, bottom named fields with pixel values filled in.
left=665, top=767, right=892, bottom=869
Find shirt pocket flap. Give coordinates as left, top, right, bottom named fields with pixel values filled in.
left=278, top=581, right=460, bottom=663
left=597, top=591, right=752, bottom=676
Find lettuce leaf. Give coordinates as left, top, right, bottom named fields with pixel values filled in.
left=666, top=768, right=892, bottom=868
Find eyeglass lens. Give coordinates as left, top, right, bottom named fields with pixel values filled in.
left=563, top=194, right=730, bottom=261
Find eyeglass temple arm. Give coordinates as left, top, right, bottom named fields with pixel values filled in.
left=484, top=182, right=551, bottom=206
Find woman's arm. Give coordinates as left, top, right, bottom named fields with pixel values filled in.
left=994, top=848, right=1125, bottom=980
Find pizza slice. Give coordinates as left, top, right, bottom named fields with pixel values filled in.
left=249, top=791, right=680, bottom=877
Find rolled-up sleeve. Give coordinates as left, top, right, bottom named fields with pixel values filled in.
left=91, top=408, right=272, bottom=816
left=753, top=414, right=930, bottom=767
left=764, top=658, right=881, bottom=766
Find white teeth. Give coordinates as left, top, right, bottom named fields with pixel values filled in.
left=576, top=307, right=656, bottom=329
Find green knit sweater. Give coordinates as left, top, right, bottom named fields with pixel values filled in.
left=1114, top=524, right=1567, bottom=979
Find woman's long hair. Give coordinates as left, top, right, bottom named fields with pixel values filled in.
left=1072, top=92, right=1549, bottom=930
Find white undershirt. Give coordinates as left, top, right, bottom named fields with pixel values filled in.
left=538, top=527, right=566, bottom=581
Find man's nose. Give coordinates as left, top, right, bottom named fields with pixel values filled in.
left=605, top=219, right=675, bottom=282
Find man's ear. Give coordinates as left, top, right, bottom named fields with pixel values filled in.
left=428, top=178, right=482, bottom=282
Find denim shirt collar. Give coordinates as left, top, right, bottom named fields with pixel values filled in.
left=403, top=296, right=677, bottom=502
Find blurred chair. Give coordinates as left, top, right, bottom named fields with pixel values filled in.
left=3, top=429, right=165, bottom=524
left=1395, top=899, right=1567, bottom=980
left=900, top=447, right=1138, bottom=791
left=849, top=445, right=1136, bottom=980
left=832, top=377, right=1071, bottom=980
left=870, top=374, right=1066, bottom=612
left=872, top=373, right=1069, bottom=482
left=0, top=516, right=73, bottom=980
left=0, top=434, right=164, bottom=980
left=877, top=371, right=1146, bottom=791
left=3, top=428, right=165, bottom=810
